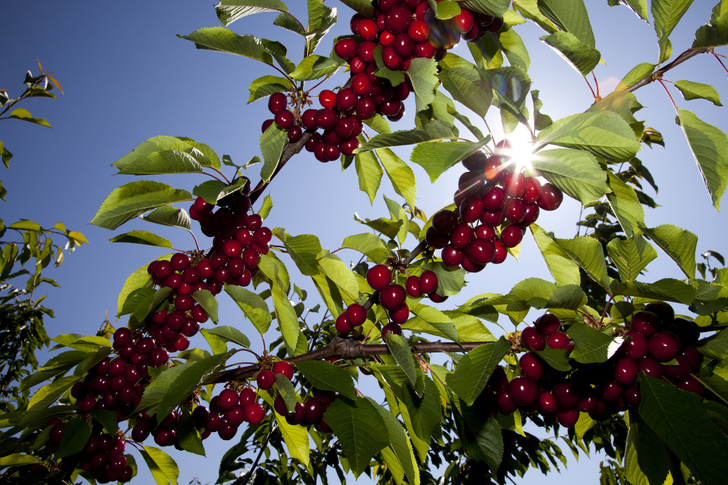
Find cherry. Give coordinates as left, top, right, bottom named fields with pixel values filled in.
left=418, top=270, right=438, bottom=294
left=406, top=276, right=422, bottom=298
left=556, top=409, right=580, bottom=427
left=381, top=322, right=403, bottom=337
left=257, top=369, right=275, bottom=390
left=408, top=19, right=429, bottom=43
left=274, top=110, right=295, bottom=129
left=380, top=283, right=407, bottom=311
left=336, top=312, right=354, bottom=336
left=304, top=398, right=325, bottom=424
left=274, top=360, right=295, bottom=380
left=386, top=5, right=412, bottom=33
left=450, top=222, right=475, bottom=249
left=546, top=331, right=571, bottom=350
left=503, top=171, right=526, bottom=198
left=508, top=376, right=539, bottom=407
left=336, top=88, right=358, bottom=112
left=499, top=224, right=524, bottom=248
left=334, top=38, right=358, bottom=60
left=613, top=357, right=639, bottom=386
left=245, top=403, right=266, bottom=425
left=503, top=197, right=526, bottom=224
left=519, top=352, right=545, bottom=382
left=537, top=183, right=564, bottom=211
left=661, top=354, right=691, bottom=380
left=367, top=264, right=391, bottom=290
left=538, top=391, right=558, bottom=415
left=460, top=196, right=484, bottom=223
left=356, top=18, right=379, bottom=41
left=426, top=227, right=449, bottom=249
left=432, top=209, right=458, bottom=233
left=465, top=238, right=495, bottom=265
left=521, top=326, right=546, bottom=352
left=648, top=331, right=681, bottom=362
left=518, top=203, right=540, bottom=227
left=496, top=391, right=517, bottom=414
left=622, top=330, right=648, bottom=359
left=441, top=245, right=464, bottom=267
left=453, top=9, right=474, bottom=34
left=268, top=92, right=287, bottom=114
left=534, top=313, right=561, bottom=335
left=643, top=301, right=675, bottom=325
left=553, top=381, right=580, bottom=410
left=523, top=177, right=542, bottom=203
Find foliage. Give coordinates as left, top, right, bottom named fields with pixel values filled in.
left=2, top=1, right=728, bottom=485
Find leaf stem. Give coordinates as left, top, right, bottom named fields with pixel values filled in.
left=627, top=48, right=707, bottom=92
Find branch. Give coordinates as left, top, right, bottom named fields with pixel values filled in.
left=626, top=48, right=708, bottom=93
left=249, top=130, right=314, bottom=205
left=202, top=337, right=494, bottom=385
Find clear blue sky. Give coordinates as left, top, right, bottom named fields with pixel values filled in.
left=2, top=1, right=726, bottom=484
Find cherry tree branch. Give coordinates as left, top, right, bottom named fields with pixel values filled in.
left=626, top=48, right=708, bottom=93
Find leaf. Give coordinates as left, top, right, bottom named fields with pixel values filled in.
left=609, top=0, right=650, bottom=21
left=215, top=0, right=289, bottom=26
left=0, top=454, right=40, bottom=467
left=446, top=338, right=510, bottom=406
left=531, top=148, right=608, bottom=204
left=354, top=149, right=383, bottom=203
left=138, top=351, right=232, bottom=420
left=259, top=123, right=288, bottom=182
left=625, top=412, right=672, bottom=485
left=358, top=120, right=456, bottom=152
left=556, top=236, right=610, bottom=290
left=142, top=206, right=191, bottom=230
left=617, top=62, right=657, bottom=90
left=325, top=397, right=389, bottom=477
left=109, top=230, right=173, bottom=248
left=386, top=333, right=419, bottom=389
left=457, top=405, right=504, bottom=473
left=90, top=181, right=193, bottom=230
left=27, top=376, right=79, bottom=411
left=281, top=233, right=322, bottom=276
left=530, top=224, right=582, bottom=287
left=192, top=178, right=249, bottom=204
left=537, top=0, right=596, bottom=46
left=439, top=64, right=493, bottom=118
left=406, top=301, right=460, bottom=342
left=296, top=360, right=356, bottom=399
left=606, top=171, right=645, bottom=237
left=192, top=289, right=219, bottom=324
left=272, top=400, right=311, bottom=465
left=652, top=0, right=695, bottom=62
left=675, top=80, right=723, bottom=106
left=179, top=27, right=273, bottom=66
left=248, top=75, right=292, bottom=103
left=406, top=58, right=439, bottom=113
left=317, top=251, right=359, bottom=302
left=367, top=397, right=420, bottom=485
left=567, top=324, right=617, bottom=364
left=376, top=148, right=417, bottom=211
left=607, top=235, right=658, bottom=282
left=271, top=283, right=301, bottom=355
left=460, top=0, right=511, bottom=17
left=411, top=140, right=489, bottom=183
left=642, top=224, right=698, bottom=279
left=536, top=112, right=641, bottom=162
left=112, top=136, right=213, bottom=175
left=341, top=233, right=390, bottom=263
left=140, top=446, right=180, bottom=485
left=55, top=417, right=91, bottom=459
left=676, top=109, right=728, bottom=209
left=7, top=108, right=52, bottom=127
left=540, top=31, right=601, bottom=76
left=639, top=375, right=728, bottom=485
left=609, top=278, right=697, bottom=305
left=289, top=54, right=343, bottom=81
left=693, top=0, right=728, bottom=48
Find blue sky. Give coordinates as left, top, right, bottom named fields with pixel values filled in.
left=2, top=1, right=727, bottom=484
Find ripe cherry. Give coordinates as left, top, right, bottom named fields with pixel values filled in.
left=537, top=183, right=564, bottom=211
left=380, top=283, right=407, bottom=311
left=273, top=361, right=295, bottom=381
left=648, top=331, right=681, bottom=362
left=367, top=264, right=392, bottom=290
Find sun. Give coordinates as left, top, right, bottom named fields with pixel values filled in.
left=500, top=125, right=536, bottom=173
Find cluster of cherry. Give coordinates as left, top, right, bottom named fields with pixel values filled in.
left=475, top=303, right=704, bottom=428
left=263, top=0, right=504, bottom=163
left=425, top=147, right=564, bottom=273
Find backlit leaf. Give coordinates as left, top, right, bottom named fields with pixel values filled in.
left=643, top=224, right=698, bottom=279
left=446, top=338, right=510, bottom=406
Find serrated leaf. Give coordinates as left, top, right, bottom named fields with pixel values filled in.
left=652, top=0, right=695, bottom=62
left=367, top=397, right=420, bottom=485
left=406, top=302, right=459, bottom=342
left=530, top=224, right=582, bottom=287
left=438, top=65, right=493, bottom=118
left=625, top=412, right=672, bottom=485
left=317, top=251, right=359, bottom=302
left=215, top=0, right=289, bottom=26
left=675, top=80, right=723, bottom=106
left=531, top=148, right=608, bottom=204
left=91, top=181, right=193, bottom=230
left=376, top=148, right=417, bottom=211
left=142, top=206, right=192, bottom=230
left=537, top=0, right=595, bottom=46
left=138, top=351, right=232, bottom=420
left=179, top=27, right=273, bottom=66
left=411, top=139, right=489, bottom=183
left=289, top=54, right=343, bottom=81
left=607, top=235, right=658, bottom=282
left=354, top=149, right=383, bottom=203
left=7, top=108, right=51, bottom=127
left=0, top=454, right=40, bottom=467
left=112, top=136, right=211, bottom=175
left=296, top=360, right=356, bottom=399
left=676, top=109, right=728, bottom=210
left=639, top=374, right=728, bottom=485
left=341, top=233, right=390, bottom=263
left=406, top=57, right=438, bottom=113
left=693, top=0, right=728, bottom=48
left=617, top=62, right=657, bottom=90
left=325, top=397, right=389, bottom=477
left=27, top=376, right=79, bottom=410
left=358, top=120, right=457, bottom=152
left=567, top=323, right=616, bottom=363
left=540, top=31, right=601, bottom=76
left=281, top=233, right=323, bottom=276
left=248, top=75, right=292, bottom=103
left=461, top=0, right=510, bottom=17
left=141, top=446, right=180, bottom=485
left=457, top=405, right=504, bottom=473
left=55, top=417, right=91, bottom=458
left=643, top=224, right=698, bottom=279
left=609, top=278, right=697, bottom=305
left=606, top=171, right=644, bottom=237
left=386, top=333, right=419, bottom=389
left=260, top=123, right=288, bottom=182
left=446, top=338, right=510, bottom=406
left=556, top=236, right=610, bottom=290
left=192, top=289, right=218, bottom=324
left=109, top=230, right=173, bottom=248
left=420, top=261, right=467, bottom=296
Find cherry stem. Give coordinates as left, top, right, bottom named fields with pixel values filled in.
left=713, top=51, right=728, bottom=77
left=657, top=78, right=680, bottom=114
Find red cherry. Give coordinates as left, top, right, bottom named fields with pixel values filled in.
left=273, top=361, right=295, bottom=380
left=268, top=92, right=287, bottom=114
left=245, top=403, right=266, bottom=425
left=367, top=264, right=392, bottom=290
left=534, top=313, right=561, bottom=335
left=380, top=283, right=407, bottom=311
left=521, top=326, right=546, bottom=352
left=346, top=303, right=367, bottom=326
left=537, top=183, right=564, bottom=211
left=648, top=331, right=681, bottom=362
left=257, top=369, right=275, bottom=390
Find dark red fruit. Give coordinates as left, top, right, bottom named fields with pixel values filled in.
left=648, top=331, right=681, bottom=362
left=499, top=224, right=524, bottom=248
left=537, top=183, right=563, bottom=211
left=380, top=283, right=407, bottom=311
left=508, top=376, right=539, bottom=407
left=257, top=370, right=275, bottom=390
left=273, top=361, right=295, bottom=380
left=534, top=313, right=561, bottom=335
left=367, top=264, right=391, bottom=290
left=334, top=38, right=358, bottom=60
left=381, top=322, right=402, bottom=337
left=268, top=92, right=287, bottom=114
left=346, top=303, right=367, bottom=326
left=521, top=326, right=546, bottom=352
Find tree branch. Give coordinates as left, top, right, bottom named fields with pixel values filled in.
left=626, top=48, right=708, bottom=93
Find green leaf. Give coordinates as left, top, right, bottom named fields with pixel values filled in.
left=354, top=149, right=383, bottom=203
left=639, top=374, right=728, bottom=485
left=55, top=417, right=92, bottom=459
left=457, top=406, right=504, bottom=473
left=368, top=397, right=420, bottom=485
left=138, top=351, right=232, bottom=420
left=0, top=454, right=40, bottom=467
left=289, top=54, right=343, bottom=81
left=259, top=123, right=288, bottom=182
left=341, top=233, right=390, bottom=263
left=536, top=348, right=572, bottom=371
left=7, top=108, right=52, bottom=127
left=406, top=58, right=438, bottom=113
left=420, top=261, right=467, bottom=296
left=90, top=181, right=193, bottom=230
left=248, top=75, right=292, bottom=103
left=460, top=0, right=510, bottom=17
left=192, top=289, right=218, bottom=324
left=406, top=301, right=460, bottom=342
left=296, top=360, right=356, bottom=399
left=675, top=80, right=723, bottom=106
left=109, top=230, right=173, bottom=248
left=567, top=324, right=618, bottom=364
left=652, top=0, right=695, bottom=62
left=693, top=0, right=728, bottom=48
left=625, top=412, right=672, bottom=485
left=556, top=236, right=610, bottom=290
left=339, top=0, right=375, bottom=17
left=530, top=224, right=582, bottom=287
left=270, top=283, right=301, bottom=355
left=610, top=0, right=650, bottom=21
left=607, top=235, right=658, bottom=282
left=537, top=0, right=595, bottom=46
left=676, top=109, right=728, bottom=210
left=376, top=148, right=417, bottom=211
left=606, top=171, right=645, bottom=237
left=540, top=31, right=601, bottom=76
left=411, top=140, right=489, bottom=183
left=536, top=111, right=641, bottom=162
left=179, top=27, right=273, bottom=66
left=192, top=178, right=249, bottom=204
left=215, top=0, right=289, bottom=26
left=609, top=278, right=697, bottom=305
left=142, top=206, right=192, bottom=230
left=438, top=64, right=493, bottom=118
left=531, top=148, right=608, bottom=204
left=617, top=62, right=657, bottom=90
left=112, top=136, right=212, bottom=175
left=141, top=446, right=180, bottom=485
left=643, top=224, right=698, bottom=278
left=325, top=397, right=389, bottom=477
left=446, top=338, right=510, bottom=406
left=27, top=376, right=79, bottom=410
left=317, top=251, right=359, bottom=302
left=358, top=120, right=456, bottom=152
left=281, top=233, right=322, bottom=276
left=386, top=333, right=419, bottom=389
